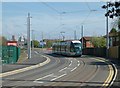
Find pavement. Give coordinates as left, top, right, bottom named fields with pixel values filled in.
left=2, top=50, right=47, bottom=73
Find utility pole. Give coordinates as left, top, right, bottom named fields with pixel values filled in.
left=27, top=13, right=32, bottom=59
left=81, top=25, right=84, bottom=49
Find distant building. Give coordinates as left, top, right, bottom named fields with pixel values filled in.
left=41, top=39, right=62, bottom=48
left=17, top=36, right=27, bottom=49
left=80, top=37, right=94, bottom=48
left=12, top=35, right=16, bottom=41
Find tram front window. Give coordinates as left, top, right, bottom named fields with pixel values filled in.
left=73, top=43, right=81, bottom=48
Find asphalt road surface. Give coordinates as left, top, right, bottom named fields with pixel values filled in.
left=1, top=49, right=118, bottom=88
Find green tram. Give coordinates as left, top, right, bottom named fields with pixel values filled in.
left=52, top=40, right=82, bottom=57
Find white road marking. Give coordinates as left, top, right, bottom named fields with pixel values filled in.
left=34, top=74, right=53, bottom=83
left=34, top=58, right=82, bottom=84
left=50, top=74, right=67, bottom=81
left=69, top=61, right=72, bottom=66
left=59, top=67, right=67, bottom=72
left=34, top=81, right=44, bottom=83
left=71, top=67, right=77, bottom=72
left=34, top=51, right=39, bottom=54
left=78, top=63, right=80, bottom=66
left=35, top=74, right=53, bottom=81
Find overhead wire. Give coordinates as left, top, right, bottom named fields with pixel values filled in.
left=41, top=2, right=61, bottom=14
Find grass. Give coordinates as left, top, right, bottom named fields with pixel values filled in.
left=17, top=49, right=28, bottom=63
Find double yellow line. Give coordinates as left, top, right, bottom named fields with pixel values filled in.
left=94, top=58, right=117, bottom=87
left=102, top=64, right=114, bottom=87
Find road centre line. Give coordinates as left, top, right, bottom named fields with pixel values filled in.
left=0, top=55, right=51, bottom=78
left=50, top=74, right=67, bottom=81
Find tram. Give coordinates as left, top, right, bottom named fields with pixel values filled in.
left=52, top=40, right=82, bottom=56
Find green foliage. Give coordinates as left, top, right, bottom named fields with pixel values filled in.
left=45, top=40, right=52, bottom=48
left=110, top=28, right=117, bottom=33
left=91, top=37, right=106, bottom=48
left=32, top=40, right=39, bottom=48
left=118, top=19, right=120, bottom=29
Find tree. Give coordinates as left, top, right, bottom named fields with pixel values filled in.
left=91, top=37, right=106, bottom=48
left=31, top=40, right=39, bottom=48
left=0, top=36, right=7, bottom=46
left=110, top=28, right=117, bottom=33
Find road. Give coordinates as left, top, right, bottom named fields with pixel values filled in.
left=1, top=49, right=117, bottom=87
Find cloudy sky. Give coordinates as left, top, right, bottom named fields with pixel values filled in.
left=2, top=1, right=115, bottom=41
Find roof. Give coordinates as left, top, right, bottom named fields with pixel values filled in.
left=80, top=37, right=93, bottom=41
left=104, top=31, right=120, bottom=37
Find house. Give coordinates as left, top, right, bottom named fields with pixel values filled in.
left=109, top=31, right=120, bottom=47
left=80, top=37, right=94, bottom=48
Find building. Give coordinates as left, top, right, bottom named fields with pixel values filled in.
left=17, top=36, right=27, bottom=49
left=104, top=30, right=120, bottom=59
left=80, top=37, right=94, bottom=48
left=109, top=31, right=120, bottom=47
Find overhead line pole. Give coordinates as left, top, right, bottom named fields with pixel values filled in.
left=106, top=2, right=109, bottom=59
left=27, top=13, right=32, bottom=59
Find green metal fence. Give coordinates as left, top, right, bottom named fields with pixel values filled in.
left=0, top=46, right=21, bottom=64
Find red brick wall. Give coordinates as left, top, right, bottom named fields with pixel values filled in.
left=86, top=41, right=94, bottom=48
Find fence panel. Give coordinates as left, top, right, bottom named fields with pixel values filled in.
left=83, top=47, right=106, bottom=57
left=1, top=46, right=21, bottom=64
